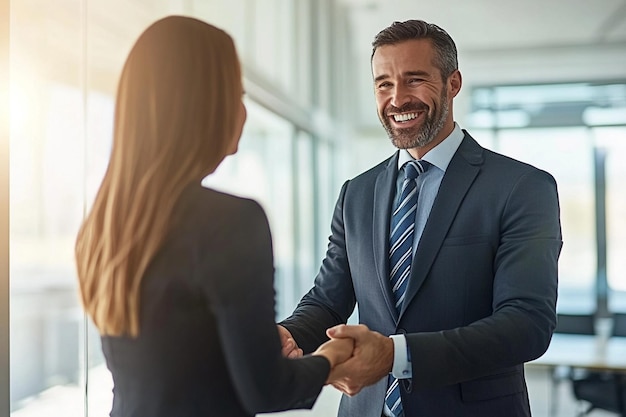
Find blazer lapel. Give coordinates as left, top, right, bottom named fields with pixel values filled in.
left=399, top=133, right=484, bottom=319
left=373, top=152, right=401, bottom=323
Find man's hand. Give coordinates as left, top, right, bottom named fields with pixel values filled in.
left=277, top=325, right=303, bottom=358
left=325, top=324, right=394, bottom=396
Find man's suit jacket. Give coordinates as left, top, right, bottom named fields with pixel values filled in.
left=281, top=131, right=562, bottom=417
left=101, top=184, right=330, bottom=417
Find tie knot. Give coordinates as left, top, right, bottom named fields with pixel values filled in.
left=403, top=160, right=429, bottom=180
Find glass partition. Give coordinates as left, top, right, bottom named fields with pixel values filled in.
left=9, top=3, right=86, bottom=415
left=8, top=1, right=346, bottom=415
left=596, top=127, right=626, bottom=311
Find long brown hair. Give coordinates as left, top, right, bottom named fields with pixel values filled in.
left=75, top=16, right=242, bottom=337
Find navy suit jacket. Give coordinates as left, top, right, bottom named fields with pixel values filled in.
left=281, top=131, right=562, bottom=417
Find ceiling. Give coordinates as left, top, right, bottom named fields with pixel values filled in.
left=341, top=0, right=626, bottom=54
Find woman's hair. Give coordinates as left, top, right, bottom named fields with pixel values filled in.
left=75, top=15, right=242, bottom=337
left=371, top=19, right=458, bottom=80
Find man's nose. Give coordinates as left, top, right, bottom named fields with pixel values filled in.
left=390, top=85, right=412, bottom=108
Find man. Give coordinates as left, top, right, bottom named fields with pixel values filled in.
left=279, top=19, right=561, bottom=417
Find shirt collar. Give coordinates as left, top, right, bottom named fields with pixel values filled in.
left=397, top=123, right=464, bottom=172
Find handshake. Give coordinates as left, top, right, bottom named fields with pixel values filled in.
left=278, top=324, right=394, bottom=396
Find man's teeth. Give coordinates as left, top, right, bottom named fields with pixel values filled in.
left=393, top=112, right=418, bottom=122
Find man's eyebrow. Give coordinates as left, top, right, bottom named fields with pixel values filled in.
left=374, top=74, right=388, bottom=83
left=404, top=70, right=430, bottom=77
left=374, top=70, right=431, bottom=83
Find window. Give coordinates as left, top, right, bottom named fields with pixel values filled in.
left=8, top=1, right=346, bottom=415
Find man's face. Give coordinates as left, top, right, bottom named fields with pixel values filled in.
left=372, top=39, right=458, bottom=153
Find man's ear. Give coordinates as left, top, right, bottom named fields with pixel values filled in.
left=448, top=70, right=462, bottom=98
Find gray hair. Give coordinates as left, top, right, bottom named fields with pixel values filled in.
left=371, top=20, right=458, bottom=79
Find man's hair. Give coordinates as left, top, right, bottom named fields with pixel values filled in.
left=371, top=19, right=458, bottom=79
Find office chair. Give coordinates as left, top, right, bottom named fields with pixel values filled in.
left=549, top=314, right=596, bottom=416
left=571, top=313, right=626, bottom=417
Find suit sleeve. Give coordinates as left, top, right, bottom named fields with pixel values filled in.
left=280, top=181, right=357, bottom=353
left=201, top=199, right=330, bottom=414
left=407, top=168, right=561, bottom=388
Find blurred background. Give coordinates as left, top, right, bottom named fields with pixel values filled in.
left=1, top=0, right=626, bottom=416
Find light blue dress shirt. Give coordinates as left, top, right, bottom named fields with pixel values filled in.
left=389, top=123, right=464, bottom=380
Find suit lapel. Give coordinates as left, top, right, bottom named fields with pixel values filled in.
left=373, top=153, right=401, bottom=323
left=399, top=133, right=484, bottom=319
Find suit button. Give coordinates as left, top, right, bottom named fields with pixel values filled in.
left=402, top=379, right=413, bottom=393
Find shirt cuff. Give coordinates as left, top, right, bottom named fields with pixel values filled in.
left=389, top=334, right=412, bottom=379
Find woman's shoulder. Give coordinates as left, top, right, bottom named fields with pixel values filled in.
left=179, top=183, right=267, bottom=225
left=182, top=182, right=257, bottom=207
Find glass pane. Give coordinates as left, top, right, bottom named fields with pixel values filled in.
left=314, top=139, right=336, bottom=262
left=83, top=92, right=115, bottom=417
left=496, top=127, right=596, bottom=313
left=595, top=127, right=626, bottom=312
left=249, top=0, right=295, bottom=94
left=9, top=1, right=86, bottom=415
left=295, top=131, right=315, bottom=298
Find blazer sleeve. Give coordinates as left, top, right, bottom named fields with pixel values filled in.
left=280, top=181, right=357, bottom=353
left=200, top=199, right=330, bottom=414
left=407, top=167, right=561, bottom=388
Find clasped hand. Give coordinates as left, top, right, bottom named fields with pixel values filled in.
left=278, top=324, right=394, bottom=396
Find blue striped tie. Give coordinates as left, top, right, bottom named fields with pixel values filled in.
left=385, top=160, right=429, bottom=417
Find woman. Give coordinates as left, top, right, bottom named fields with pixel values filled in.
left=75, top=15, right=352, bottom=417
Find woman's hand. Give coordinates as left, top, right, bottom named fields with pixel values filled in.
left=312, top=336, right=354, bottom=369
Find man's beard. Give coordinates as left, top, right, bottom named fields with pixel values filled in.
left=381, top=87, right=449, bottom=150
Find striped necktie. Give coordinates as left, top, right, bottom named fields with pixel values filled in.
left=385, top=160, right=429, bottom=417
